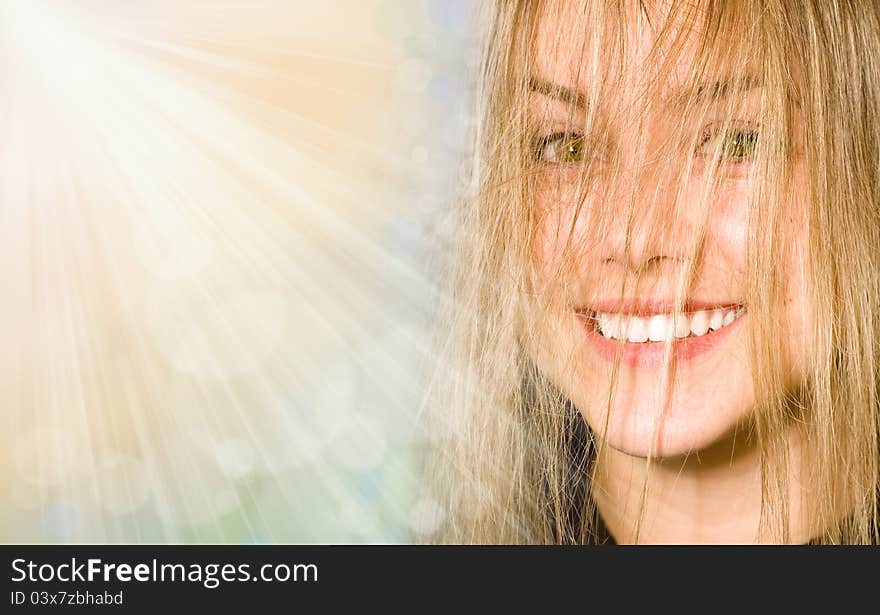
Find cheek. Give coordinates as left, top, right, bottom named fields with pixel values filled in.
left=531, top=199, right=560, bottom=273
left=709, top=186, right=750, bottom=273
left=709, top=176, right=810, bottom=283
left=530, top=191, right=592, bottom=283
left=712, top=176, right=813, bottom=381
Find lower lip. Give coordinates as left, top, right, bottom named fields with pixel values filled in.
left=577, top=312, right=746, bottom=368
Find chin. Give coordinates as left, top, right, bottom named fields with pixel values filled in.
left=574, top=387, right=752, bottom=460
left=530, top=316, right=757, bottom=459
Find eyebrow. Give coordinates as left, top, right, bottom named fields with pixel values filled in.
left=528, top=75, right=762, bottom=108
left=682, top=75, right=763, bottom=104
left=528, top=77, right=587, bottom=108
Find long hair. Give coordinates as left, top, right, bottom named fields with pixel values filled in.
left=424, top=0, right=880, bottom=544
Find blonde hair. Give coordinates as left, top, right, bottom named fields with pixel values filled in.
left=424, top=0, right=880, bottom=544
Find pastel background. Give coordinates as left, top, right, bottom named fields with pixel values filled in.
left=0, top=0, right=479, bottom=542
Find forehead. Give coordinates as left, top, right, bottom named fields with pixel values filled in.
left=531, top=1, right=713, bottom=101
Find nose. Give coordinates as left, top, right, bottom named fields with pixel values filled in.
left=598, top=162, right=694, bottom=273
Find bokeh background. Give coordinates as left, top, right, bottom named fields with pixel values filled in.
left=0, top=0, right=480, bottom=542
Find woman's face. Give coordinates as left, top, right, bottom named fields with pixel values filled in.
left=527, top=2, right=810, bottom=458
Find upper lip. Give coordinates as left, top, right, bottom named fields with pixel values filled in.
left=576, top=299, right=745, bottom=317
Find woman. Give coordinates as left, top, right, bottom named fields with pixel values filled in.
left=425, top=0, right=880, bottom=544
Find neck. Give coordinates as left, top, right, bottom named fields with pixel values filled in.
left=591, top=425, right=816, bottom=544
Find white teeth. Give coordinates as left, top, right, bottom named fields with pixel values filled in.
left=626, top=317, right=649, bottom=343
left=689, top=310, right=710, bottom=336
left=593, top=307, right=745, bottom=342
left=647, top=314, right=672, bottom=342
left=673, top=315, right=690, bottom=338
left=596, top=313, right=621, bottom=339
left=708, top=309, right=724, bottom=331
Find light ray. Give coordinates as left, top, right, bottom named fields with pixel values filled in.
left=0, top=0, right=476, bottom=542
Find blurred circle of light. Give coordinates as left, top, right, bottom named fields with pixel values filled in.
left=427, top=0, right=473, bottom=32
left=338, top=501, right=382, bottom=541
left=332, top=416, right=389, bottom=471
left=394, top=58, right=433, bottom=94
left=309, top=357, right=360, bottom=440
left=258, top=417, right=325, bottom=471
left=427, top=75, right=454, bottom=101
left=214, top=438, right=258, bottom=480
left=374, top=0, right=422, bottom=40
left=153, top=469, right=241, bottom=531
left=403, top=31, right=439, bottom=57
left=407, top=497, right=446, bottom=537
left=411, top=146, right=429, bottom=165
left=41, top=502, right=80, bottom=542
left=14, top=428, right=83, bottom=488
left=97, top=454, right=152, bottom=516
left=355, top=469, right=382, bottom=504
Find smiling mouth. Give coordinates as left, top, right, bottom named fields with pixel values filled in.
left=584, top=306, right=747, bottom=343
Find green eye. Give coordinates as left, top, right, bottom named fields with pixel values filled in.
left=722, top=130, right=757, bottom=159
left=699, top=126, right=759, bottom=162
left=535, top=132, right=586, bottom=163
